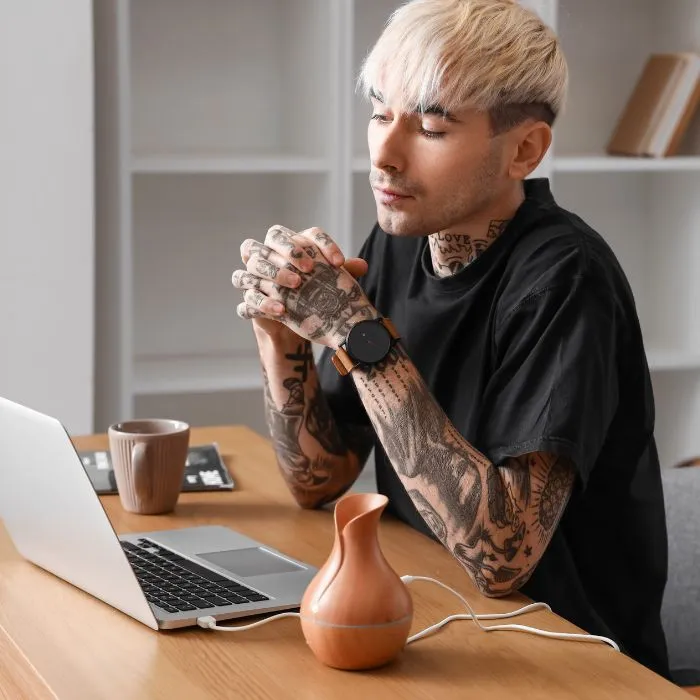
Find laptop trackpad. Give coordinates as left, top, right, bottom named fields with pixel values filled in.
left=198, top=547, right=304, bottom=577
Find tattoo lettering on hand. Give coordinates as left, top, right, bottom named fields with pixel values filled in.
left=306, top=386, right=347, bottom=456
left=249, top=242, right=273, bottom=260
left=409, top=489, right=447, bottom=541
left=303, top=246, right=317, bottom=259
left=313, top=231, right=333, bottom=247
left=233, top=271, right=262, bottom=291
left=268, top=228, right=296, bottom=253
left=256, top=259, right=278, bottom=279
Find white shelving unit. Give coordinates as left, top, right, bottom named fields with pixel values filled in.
left=95, top=0, right=700, bottom=470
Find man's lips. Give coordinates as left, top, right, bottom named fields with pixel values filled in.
left=374, top=187, right=412, bottom=198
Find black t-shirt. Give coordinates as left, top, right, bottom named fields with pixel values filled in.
left=317, top=178, right=671, bottom=678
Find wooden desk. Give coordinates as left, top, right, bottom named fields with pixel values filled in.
left=0, top=426, right=689, bottom=699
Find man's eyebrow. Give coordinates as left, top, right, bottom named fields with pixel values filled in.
left=417, top=104, right=461, bottom=123
left=368, top=89, right=461, bottom=123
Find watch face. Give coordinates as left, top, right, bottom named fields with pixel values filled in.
left=346, top=320, right=392, bottom=364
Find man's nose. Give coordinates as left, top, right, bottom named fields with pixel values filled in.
left=369, top=120, right=406, bottom=173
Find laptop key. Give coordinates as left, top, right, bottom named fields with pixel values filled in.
left=246, top=594, right=269, bottom=602
left=222, top=593, right=247, bottom=604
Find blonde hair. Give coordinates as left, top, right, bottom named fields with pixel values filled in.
left=358, top=0, right=568, bottom=133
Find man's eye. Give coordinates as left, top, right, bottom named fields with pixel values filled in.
left=419, top=126, right=446, bottom=139
left=370, top=113, right=390, bottom=123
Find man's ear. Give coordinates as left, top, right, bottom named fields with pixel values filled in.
left=507, top=122, right=553, bottom=179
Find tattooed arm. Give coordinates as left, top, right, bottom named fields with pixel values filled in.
left=253, top=327, right=374, bottom=508
left=349, top=344, right=575, bottom=597
left=233, top=225, right=377, bottom=508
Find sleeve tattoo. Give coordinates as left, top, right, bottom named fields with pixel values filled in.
left=352, top=342, right=576, bottom=596
left=262, top=341, right=375, bottom=504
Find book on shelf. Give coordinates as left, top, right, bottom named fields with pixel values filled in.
left=606, top=52, right=700, bottom=157
left=78, top=443, right=235, bottom=495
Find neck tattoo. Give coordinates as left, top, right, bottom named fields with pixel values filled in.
left=428, top=219, right=510, bottom=277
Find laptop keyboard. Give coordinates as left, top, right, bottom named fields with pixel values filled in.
left=121, top=539, right=269, bottom=615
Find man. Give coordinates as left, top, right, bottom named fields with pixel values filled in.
left=231, top=0, right=670, bottom=678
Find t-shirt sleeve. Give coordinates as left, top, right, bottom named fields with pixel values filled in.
left=315, top=226, right=381, bottom=430
left=478, top=275, right=619, bottom=487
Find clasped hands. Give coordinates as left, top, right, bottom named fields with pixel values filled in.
left=232, top=225, right=377, bottom=349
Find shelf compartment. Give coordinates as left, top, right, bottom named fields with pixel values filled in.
left=556, top=0, right=700, bottom=157
left=554, top=155, right=700, bottom=173
left=132, top=173, right=331, bottom=368
left=134, top=351, right=263, bottom=395
left=131, top=155, right=330, bottom=174
left=130, top=0, right=332, bottom=160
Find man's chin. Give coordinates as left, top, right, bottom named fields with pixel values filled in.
left=377, top=212, right=429, bottom=237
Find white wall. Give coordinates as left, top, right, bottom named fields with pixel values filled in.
left=0, top=1, right=95, bottom=434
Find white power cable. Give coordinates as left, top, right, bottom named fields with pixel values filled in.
left=196, top=575, right=620, bottom=653
left=401, top=575, right=620, bottom=651
left=197, top=612, right=300, bottom=632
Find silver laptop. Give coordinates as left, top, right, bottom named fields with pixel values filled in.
left=0, top=396, right=317, bottom=630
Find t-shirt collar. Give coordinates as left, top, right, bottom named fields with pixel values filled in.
left=420, top=177, right=554, bottom=292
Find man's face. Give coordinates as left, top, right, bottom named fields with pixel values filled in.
left=368, top=89, right=510, bottom=237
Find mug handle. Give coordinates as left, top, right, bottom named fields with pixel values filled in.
left=131, top=442, right=152, bottom=503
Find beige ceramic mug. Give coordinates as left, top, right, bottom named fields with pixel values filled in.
left=107, top=419, right=190, bottom=515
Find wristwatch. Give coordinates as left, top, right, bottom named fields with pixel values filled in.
left=331, top=317, right=401, bottom=376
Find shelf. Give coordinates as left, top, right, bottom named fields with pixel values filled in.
left=554, top=155, right=700, bottom=173
left=131, top=155, right=330, bottom=174
left=130, top=0, right=331, bottom=159
left=647, top=350, right=700, bottom=372
left=134, top=352, right=263, bottom=395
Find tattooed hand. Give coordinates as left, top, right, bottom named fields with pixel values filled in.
left=232, top=225, right=376, bottom=348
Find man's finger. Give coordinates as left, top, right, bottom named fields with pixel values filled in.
left=343, top=257, right=369, bottom=279
left=236, top=302, right=269, bottom=320
left=232, top=270, right=289, bottom=299
left=298, top=227, right=345, bottom=266
left=265, top=225, right=315, bottom=272
left=244, top=288, right=286, bottom=317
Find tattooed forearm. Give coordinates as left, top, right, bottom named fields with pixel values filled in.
left=259, top=338, right=374, bottom=507
left=306, top=385, right=347, bottom=456
left=428, top=220, right=510, bottom=277
left=409, top=489, right=447, bottom=541
left=350, top=342, right=575, bottom=596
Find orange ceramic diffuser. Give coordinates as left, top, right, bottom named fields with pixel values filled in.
left=300, top=493, right=413, bottom=670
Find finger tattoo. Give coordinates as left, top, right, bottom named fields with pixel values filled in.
left=313, top=231, right=333, bottom=247
left=256, top=259, right=278, bottom=278
left=250, top=242, right=272, bottom=260
left=268, top=227, right=296, bottom=253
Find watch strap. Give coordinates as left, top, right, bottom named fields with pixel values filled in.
left=331, top=317, right=400, bottom=376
